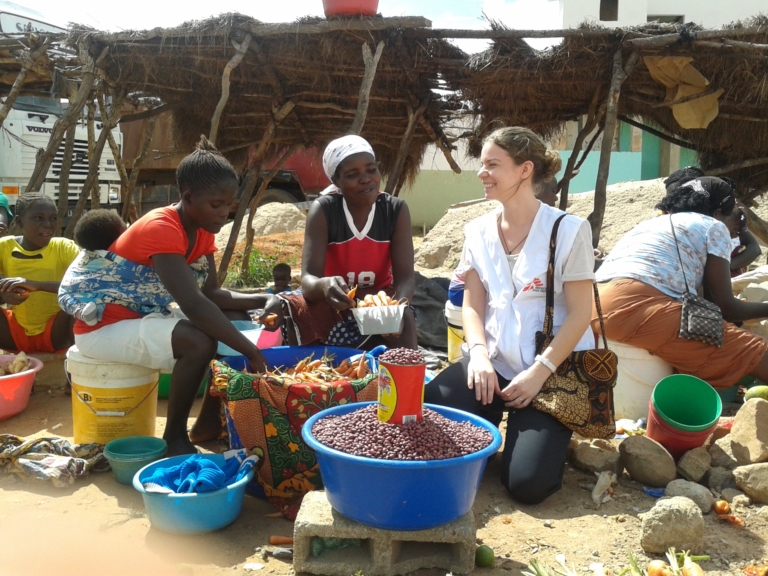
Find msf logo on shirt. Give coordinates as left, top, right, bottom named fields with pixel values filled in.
left=521, top=277, right=545, bottom=293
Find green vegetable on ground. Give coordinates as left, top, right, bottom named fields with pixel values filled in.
left=475, top=545, right=495, bottom=567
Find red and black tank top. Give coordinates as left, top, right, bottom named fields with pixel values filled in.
left=318, top=192, right=404, bottom=297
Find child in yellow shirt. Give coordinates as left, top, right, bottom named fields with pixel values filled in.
left=0, top=195, right=79, bottom=353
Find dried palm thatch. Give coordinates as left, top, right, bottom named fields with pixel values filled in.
left=67, top=13, right=467, bottom=184
left=442, top=17, right=768, bottom=191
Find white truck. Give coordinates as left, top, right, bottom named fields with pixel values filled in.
left=0, top=6, right=123, bottom=216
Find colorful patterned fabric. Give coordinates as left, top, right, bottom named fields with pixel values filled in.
left=279, top=292, right=363, bottom=347
left=210, top=360, right=377, bottom=519
left=0, top=435, right=108, bottom=488
left=58, top=249, right=208, bottom=322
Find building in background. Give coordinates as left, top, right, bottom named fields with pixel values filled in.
left=403, top=0, right=762, bottom=228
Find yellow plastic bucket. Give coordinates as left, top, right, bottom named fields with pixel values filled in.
left=445, top=301, right=464, bottom=364
left=66, top=346, right=160, bottom=444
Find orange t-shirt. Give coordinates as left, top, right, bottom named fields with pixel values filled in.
left=74, top=205, right=217, bottom=334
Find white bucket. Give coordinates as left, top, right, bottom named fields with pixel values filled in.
left=66, top=346, right=160, bottom=444
left=445, top=301, right=464, bottom=364
left=607, top=339, right=673, bottom=422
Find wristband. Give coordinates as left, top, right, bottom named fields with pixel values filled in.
left=468, top=343, right=487, bottom=352
left=535, top=354, right=557, bottom=374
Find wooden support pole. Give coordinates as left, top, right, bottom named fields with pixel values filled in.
left=209, top=35, right=251, bottom=146
left=55, top=123, right=77, bottom=236
left=87, top=99, right=98, bottom=208
left=575, top=125, right=604, bottom=172
left=589, top=50, right=639, bottom=247
left=744, top=207, right=768, bottom=248
left=385, top=96, right=429, bottom=194
left=240, top=144, right=301, bottom=277
left=419, top=115, right=461, bottom=174
left=558, top=87, right=604, bottom=211
left=122, top=116, right=157, bottom=221
left=624, top=27, right=763, bottom=50
left=24, top=44, right=109, bottom=194
left=0, top=35, right=50, bottom=128
left=119, top=100, right=191, bottom=124
left=217, top=167, right=260, bottom=286
left=63, top=94, right=123, bottom=238
left=650, top=86, right=721, bottom=108
left=617, top=115, right=696, bottom=150
left=349, top=41, right=385, bottom=136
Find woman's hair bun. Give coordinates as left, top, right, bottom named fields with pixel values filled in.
left=196, top=135, right=222, bottom=155
left=541, top=150, right=562, bottom=182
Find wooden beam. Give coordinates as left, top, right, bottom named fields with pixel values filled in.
left=123, top=116, right=157, bottom=222
left=707, top=156, right=768, bottom=177
left=716, top=113, right=768, bottom=123
left=650, top=86, right=721, bottom=108
left=55, top=122, right=76, bottom=236
left=385, top=96, right=429, bottom=194
left=589, top=50, right=638, bottom=247
left=210, top=34, right=251, bottom=146
left=625, top=27, right=766, bottom=49
left=295, top=101, right=357, bottom=114
left=234, top=16, right=431, bottom=38
left=349, top=41, right=385, bottom=136
left=419, top=115, right=461, bottom=174
left=404, top=28, right=653, bottom=40
left=119, top=100, right=190, bottom=124
left=617, top=115, right=697, bottom=150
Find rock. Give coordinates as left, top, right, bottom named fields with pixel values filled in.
left=619, top=435, right=677, bottom=488
left=708, top=417, right=734, bottom=446
left=709, top=437, right=738, bottom=469
left=677, top=447, right=711, bottom=483
left=733, top=463, right=768, bottom=504
left=572, top=439, right=624, bottom=475
left=214, top=203, right=306, bottom=249
left=706, top=467, right=737, bottom=493
left=665, top=479, right=714, bottom=513
left=730, top=399, right=768, bottom=465
left=640, top=497, right=704, bottom=554
left=412, top=272, right=449, bottom=350
left=720, top=488, right=746, bottom=504
left=732, top=494, right=752, bottom=508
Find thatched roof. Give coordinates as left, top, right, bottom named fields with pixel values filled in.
left=66, top=13, right=466, bottom=182
left=441, top=17, right=768, bottom=190
left=4, top=14, right=768, bottom=191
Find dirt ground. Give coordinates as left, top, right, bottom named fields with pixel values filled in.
left=2, top=390, right=767, bottom=576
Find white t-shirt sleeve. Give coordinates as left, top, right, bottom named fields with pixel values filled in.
left=562, top=220, right=596, bottom=282
left=707, top=220, right=733, bottom=261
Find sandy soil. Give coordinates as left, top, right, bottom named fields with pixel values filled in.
left=2, top=390, right=766, bottom=576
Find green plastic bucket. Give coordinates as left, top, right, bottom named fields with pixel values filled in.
left=157, top=373, right=208, bottom=400
left=104, top=436, right=168, bottom=485
left=651, top=374, right=722, bottom=432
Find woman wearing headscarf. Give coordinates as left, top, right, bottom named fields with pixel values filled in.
left=594, top=176, right=768, bottom=388
left=279, top=135, right=417, bottom=349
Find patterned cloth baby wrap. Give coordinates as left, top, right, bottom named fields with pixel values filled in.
left=58, top=249, right=208, bottom=321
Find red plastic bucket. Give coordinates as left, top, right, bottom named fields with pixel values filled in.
left=323, top=0, right=379, bottom=17
left=377, top=360, right=425, bottom=425
left=646, top=398, right=716, bottom=460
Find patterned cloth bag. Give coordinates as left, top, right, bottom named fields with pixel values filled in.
left=669, top=215, right=724, bottom=347
left=210, top=360, right=377, bottom=519
left=531, top=215, right=617, bottom=440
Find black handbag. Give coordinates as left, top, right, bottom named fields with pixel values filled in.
left=669, top=215, right=724, bottom=348
left=531, top=215, right=617, bottom=439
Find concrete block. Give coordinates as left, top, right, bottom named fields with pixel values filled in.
left=294, top=491, right=475, bottom=576
left=29, top=352, right=68, bottom=390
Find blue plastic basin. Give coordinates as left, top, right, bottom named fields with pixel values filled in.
left=132, top=454, right=255, bottom=534
left=302, top=401, right=502, bottom=531
left=223, top=345, right=376, bottom=374
left=217, top=321, right=263, bottom=356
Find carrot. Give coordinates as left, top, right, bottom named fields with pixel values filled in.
left=263, top=313, right=279, bottom=329
left=372, top=294, right=384, bottom=306
left=264, top=512, right=284, bottom=518
left=307, top=359, right=323, bottom=370
left=347, top=285, right=358, bottom=300
left=269, top=536, right=294, bottom=546
left=356, top=354, right=367, bottom=378
left=337, top=359, right=349, bottom=372
left=363, top=294, right=375, bottom=306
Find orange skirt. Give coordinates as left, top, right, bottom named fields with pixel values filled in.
left=591, top=279, right=768, bottom=389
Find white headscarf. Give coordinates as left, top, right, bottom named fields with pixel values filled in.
left=320, top=135, right=375, bottom=195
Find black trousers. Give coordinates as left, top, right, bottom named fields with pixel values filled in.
left=424, top=356, right=572, bottom=505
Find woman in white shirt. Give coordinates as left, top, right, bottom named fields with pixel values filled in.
left=594, top=177, right=768, bottom=389
left=425, top=127, right=596, bottom=504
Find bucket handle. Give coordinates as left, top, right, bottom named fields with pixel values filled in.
left=67, top=359, right=160, bottom=418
